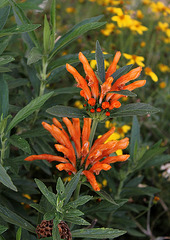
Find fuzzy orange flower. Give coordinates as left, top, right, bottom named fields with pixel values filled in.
left=25, top=118, right=130, bottom=191
left=66, top=52, right=146, bottom=118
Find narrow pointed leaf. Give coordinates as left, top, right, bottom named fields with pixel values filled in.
left=95, top=40, right=105, bottom=82
left=0, top=204, right=35, bottom=233
left=7, top=91, right=53, bottom=132
left=35, top=178, right=57, bottom=207
left=110, top=103, right=160, bottom=117
left=72, top=228, right=126, bottom=238
left=0, top=56, right=14, bottom=66
left=43, top=15, right=51, bottom=53
left=27, top=47, right=42, bottom=65
left=47, top=105, right=88, bottom=118
left=130, top=116, right=140, bottom=160
left=64, top=195, right=93, bottom=209
left=64, top=170, right=82, bottom=204
left=9, top=135, right=31, bottom=154
left=0, top=24, right=41, bottom=37
left=64, top=216, right=90, bottom=226
left=0, top=74, right=9, bottom=117
left=0, top=6, right=11, bottom=30
left=110, top=90, right=137, bottom=97
left=16, top=227, right=22, bottom=240
left=0, top=225, right=8, bottom=234
left=0, top=164, right=17, bottom=191
left=0, top=0, right=9, bottom=9
left=96, top=189, right=117, bottom=204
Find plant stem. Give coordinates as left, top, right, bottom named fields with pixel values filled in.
left=89, top=119, right=98, bottom=149
left=115, top=178, right=125, bottom=200
left=0, top=135, right=6, bottom=165
left=74, top=181, right=82, bottom=200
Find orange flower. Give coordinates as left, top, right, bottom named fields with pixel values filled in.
left=66, top=52, right=146, bottom=118
left=25, top=118, right=130, bottom=191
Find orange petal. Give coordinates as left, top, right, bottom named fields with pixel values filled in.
left=56, top=163, right=76, bottom=174
left=80, top=141, right=90, bottom=166
left=99, top=77, right=114, bottom=104
left=89, top=163, right=111, bottom=175
left=72, top=118, right=81, bottom=140
left=52, top=118, right=69, bottom=139
left=83, top=170, right=100, bottom=191
left=63, top=117, right=81, bottom=159
left=54, top=144, right=75, bottom=163
left=25, top=154, right=69, bottom=163
left=101, top=154, right=130, bottom=164
left=123, top=80, right=146, bottom=91
left=66, top=63, right=92, bottom=100
left=111, top=66, right=142, bottom=90
left=105, top=51, right=121, bottom=79
left=82, top=118, right=92, bottom=145
left=79, top=52, right=99, bottom=99
left=90, top=126, right=115, bottom=152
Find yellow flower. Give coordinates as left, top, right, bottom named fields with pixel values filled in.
left=159, top=82, right=166, bottom=89
left=74, top=100, right=84, bottom=109
left=123, top=53, right=145, bottom=67
left=144, top=67, right=158, bottom=82
left=163, top=37, right=170, bottom=43
left=65, top=7, right=76, bottom=13
left=122, top=96, right=128, bottom=101
left=106, top=7, right=123, bottom=14
left=156, top=22, right=170, bottom=37
left=63, top=176, right=72, bottom=182
left=105, top=132, right=121, bottom=142
left=116, top=149, right=123, bottom=155
left=102, top=179, right=107, bottom=187
left=158, top=63, right=170, bottom=73
left=140, top=41, right=146, bottom=48
left=129, top=20, right=148, bottom=35
left=105, top=120, right=115, bottom=129
left=101, top=23, right=116, bottom=36
left=142, top=0, right=151, bottom=5
left=136, top=10, right=144, bottom=19
left=150, top=2, right=170, bottom=16
left=111, top=9, right=132, bottom=28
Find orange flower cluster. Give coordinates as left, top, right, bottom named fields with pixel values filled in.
left=66, top=52, right=146, bottom=117
left=25, top=117, right=130, bottom=191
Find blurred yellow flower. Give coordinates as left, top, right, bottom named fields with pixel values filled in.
left=158, top=63, right=170, bottom=73
left=136, top=10, right=144, bottom=19
left=142, top=0, right=151, bottom=5
left=74, top=100, right=84, bottom=109
left=105, top=120, right=115, bottom=129
left=102, top=179, right=107, bottom=187
left=122, top=96, right=128, bottom=101
left=163, top=37, right=170, bottom=43
left=101, top=23, right=116, bottom=36
left=150, top=2, right=170, bottom=16
left=144, top=67, right=158, bottom=82
left=129, top=20, right=148, bottom=35
left=140, top=41, right=146, bottom=48
left=156, top=22, right=170, bottom=37
left=116, top=149, right=123, bottom=155
left=106, top=7, right=123, bottom=14
left=159, top=82, right=166, bottom=89
left=65, top=7, right=76, bottom=13
left=63, top=176, right=72, bottom=182
left=111, top=9, right=132, bottom=28
left=123, top=53, right=145, bottom=67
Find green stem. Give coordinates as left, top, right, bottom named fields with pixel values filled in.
left=115, top=179, right=125, bottom=200
left=0, top=134, right=7, bottom=165
left=89, top=119, right=98, bottom=149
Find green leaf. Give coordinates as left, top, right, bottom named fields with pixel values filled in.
left=0, top=6, right=11, bottom=30
left=110, top=90, right=137, bottom=97
left=56, top=177, right=65, bottom=199
left=0, top=56, right=14, bottom=66
left=53, top=87, right=80, bottom=96
left=122, top=186, right=160, bottom=197
left=0, top=0, right=9, bottom=9
left=0, top=225, right=8, bottom=234
left=43, top=15, right=51, bottom=53
left=0, top=74, right=9, bottom=117
left=9, top=0, right=40, bottom=48
left=0, top=24, right=41, bottom=37
left=95, top=40, right=105, bottom=82
left=130, top=116, right=140, bottom=160
left=6, top=77, right=28, bottom=89
left=50, top=0, right=56, bottom=50
left=27, top=47, right=42, bottom=65
left=96, top=189, right=117, bottom=204
left=111, top=64, right=133, bottom=81
left=0, top=164, right=17, bottom=191
left=64, top=195, right=93, bottom=209
left=16, top=227, right=22, bottom=240
left=142, top=154, right=170, bottom=169
left=135, top=140, right=166, bottom=170
left=30, top=203, right=45, bottom=214
left=44, top=212, right=55, bottom=221
left=0, top=67, right=11, bottom=72
left=9, top=135, right=31, bottom=154
left=110, top=103, right=160, bottom=117
left=47, top=105, right=88, bottom=118
left=35, top=178, right=57, bottom=207
left=0, top=37, right=10, bottom=55
left=7, top=91, right=53, bottom=132
left=64, top=208, right=84, bottom=218
left=50, top=15, right=106, bottom=59
left=64, top=170, right=82, bottom=204
left=64, top=216, right=90, bottom=226
left=72, top=228, right=126, bottom=238
left=0, top=204, right=35, bottom=233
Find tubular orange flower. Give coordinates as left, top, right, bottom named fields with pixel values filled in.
left=66, top=52, right=146, bottom=118
left=25, top=118, right=130, bottom=191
